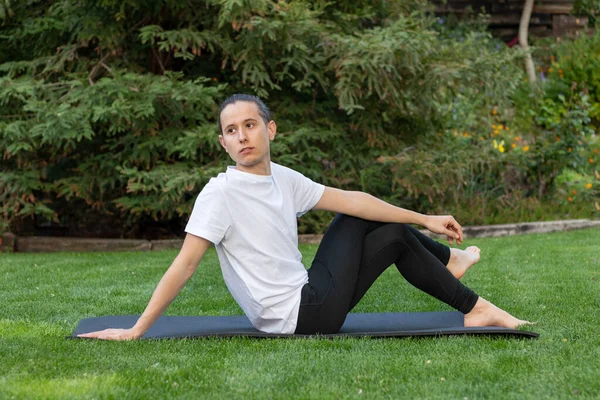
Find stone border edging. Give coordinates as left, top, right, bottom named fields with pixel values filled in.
left=1, top=219, right=599, bottom=253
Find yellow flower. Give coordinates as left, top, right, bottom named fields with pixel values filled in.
left=512, top=143, right=517, bottom=149
left=505, top=126, right=509, bottom=131
left=585, top=183, right=593, bottom=189
left=498, top=124, right=504, bottom=130
left=493, top=140, right=505, bottom=153
left=523, top=145, right=530, bottom=152
left=492, top=124, right=497, bottom=129
left=548, top=68, right=554, bottom=73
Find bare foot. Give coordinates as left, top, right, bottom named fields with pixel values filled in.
left=446, top=246, right=480, bottom=279
left=464, top=297, right=532, bottom=329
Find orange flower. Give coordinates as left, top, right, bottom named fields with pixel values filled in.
left=572, top=190, right=577, bottom=195
left=512, top=143, right=517, bottom=149
left=492, top=109, right=498, bottom=115
left=548, top=68, right=554, bottom=73
left=568, top=148, right=572, bottom=152
left=590, top=158, right=595, bottom=164
left=515, top=136, right=520, bottom=142
left=594, top=149, right=599, bottom=154
left=585, top=183, right=593, bottom=189
left=567, top=196, right=572, bottom=202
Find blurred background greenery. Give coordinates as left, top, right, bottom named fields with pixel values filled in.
left=1, top=0, right=598, bottom=238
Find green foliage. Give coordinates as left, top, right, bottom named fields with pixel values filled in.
left=546, top=30, right=600, bottom=124
left=508, top=82, right=595, bottom=199
left=574, top=0, right=600, bottom=25
left=0, top=69, right=226, bottom=235
left=0, top=0, right=597, bottom=236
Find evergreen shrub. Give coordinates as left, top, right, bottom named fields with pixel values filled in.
left=0, top=1, right=595, bottom=237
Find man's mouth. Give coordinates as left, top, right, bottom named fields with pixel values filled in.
left=239, top=147, right=254, bottom=154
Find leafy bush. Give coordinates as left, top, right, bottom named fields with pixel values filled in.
left=574, top=0, right=600, bottom=25
left=0, top=1, right=596, bottom=237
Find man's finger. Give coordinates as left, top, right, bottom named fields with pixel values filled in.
left=443, top=228, right=458, bottom=240
left=77, top=332, right=97, bottom=338
left=454, top=222, right=463, bottom=242
left=78, top=330, right=110, bottom=339
left=448, top=227, right=461, bottom=242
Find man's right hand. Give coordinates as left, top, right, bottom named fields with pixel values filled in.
left=77, top=234, right=211, bottom=342
left=77, top=328, right=141, bottom=341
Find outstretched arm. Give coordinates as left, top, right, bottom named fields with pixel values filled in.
left=77, top=233, right=212, bottom=340
left=313, top=187, right=463, bottom=245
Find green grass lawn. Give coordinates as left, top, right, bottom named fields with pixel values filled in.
left=1, top=227, right=599, bottom=399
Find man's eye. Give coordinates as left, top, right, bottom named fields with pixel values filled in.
left=227, top=128, right=235, bottom=134
left=247, top=123, right=254, bottom=128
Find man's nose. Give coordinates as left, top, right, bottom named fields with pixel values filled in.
left=237, top=128, right=248, bottom=142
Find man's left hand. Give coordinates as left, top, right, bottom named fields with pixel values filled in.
left=424, top=215, right=463, bottom=245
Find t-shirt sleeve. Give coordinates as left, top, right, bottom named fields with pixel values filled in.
left=288, top=168, right=325, bottom=217
left=184, top=178, right=231, bottom=245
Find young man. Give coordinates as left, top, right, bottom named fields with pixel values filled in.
left=79, top=94, right=528, bottom=340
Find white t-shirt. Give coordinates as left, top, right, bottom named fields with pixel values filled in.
left=185, top=162, right=325, bottom=334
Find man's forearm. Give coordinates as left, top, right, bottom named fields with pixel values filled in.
left=347, top=191, right=428, bottom=226
left=132, top=259, right=195, bottom=337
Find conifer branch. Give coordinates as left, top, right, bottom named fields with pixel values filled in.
left=87, top=53, right=112, bottom=85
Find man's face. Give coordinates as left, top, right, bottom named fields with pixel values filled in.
left=219, top=101, right=276, bottom=173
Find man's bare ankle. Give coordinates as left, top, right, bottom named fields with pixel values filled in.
left=469, top=297, right=487, bottom=312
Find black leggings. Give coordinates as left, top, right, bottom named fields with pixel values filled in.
left=295, top=214, right=479, bottom=334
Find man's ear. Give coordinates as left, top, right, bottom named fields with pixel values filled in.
left=267, top=120, right=277, bottom=141
left=218, top=135, right=228, bottom=152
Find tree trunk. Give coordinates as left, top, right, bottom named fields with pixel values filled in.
left=519, top=0, right=537, bottom=85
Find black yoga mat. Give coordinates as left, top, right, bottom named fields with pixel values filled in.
left=68, top=312, right=538, bottom=339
